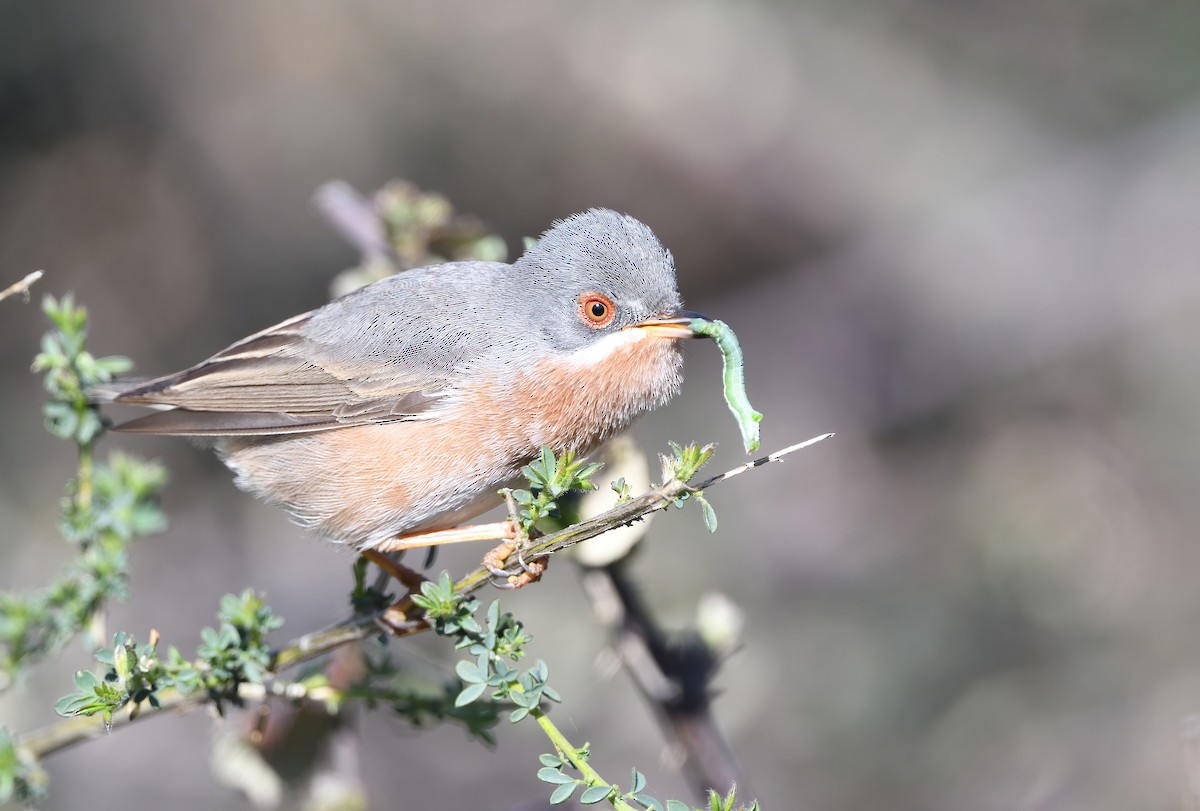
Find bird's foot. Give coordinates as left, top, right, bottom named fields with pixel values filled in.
left=483, top=538, right=549, bottom=590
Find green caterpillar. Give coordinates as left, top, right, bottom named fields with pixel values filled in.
left=690, top=318, right=763, bottom=453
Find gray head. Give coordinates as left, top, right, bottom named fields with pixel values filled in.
left=514, top=209, right=685, bottom=353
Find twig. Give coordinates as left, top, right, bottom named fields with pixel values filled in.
left=17, top=434, right=833, bottom=760
left=692, top=433, right=834, bottom=489
left=0, top=271, right=43, bottom=304
left=311, top=181, right=397, bottom=264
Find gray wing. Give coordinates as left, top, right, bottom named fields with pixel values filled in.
left=114, top=262, right=513, bottom=436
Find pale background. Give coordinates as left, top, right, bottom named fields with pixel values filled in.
left=3, top=2, right=1200, bottom=809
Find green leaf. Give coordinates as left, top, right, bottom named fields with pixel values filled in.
left=666, top=801, right=692, bottom=811
left=96, top=355, right=133, bottom=376
left=549, top=781, right=578, bottom=805
left=694, top=492, right=718, bottom=534
left=455, top=660, right=485, bottom=684
left=634, top=794, right=665, bottom=811
left=579, top=784, right=613, bottom=804
left=537, top=767, right=575, bottom=785
left=510, top=689, right=538, bottom=709
left=509, top=707, right=530, bottom=723
left=53, top=694, right=93, bottom=717
left=713, top=786, right=738, bottom=811
left=455, top=683, right=487, bottom=707
left=42, top=402, right=78, bottom=439
left=574, top=462, right=603, bottom=488
left=630, top=768, right=647, bottom=794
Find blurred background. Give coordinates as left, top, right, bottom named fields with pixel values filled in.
left=3, top=1, right=1200, bottom=809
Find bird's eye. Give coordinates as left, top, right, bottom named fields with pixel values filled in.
left=577, top=292, right=616, bottom=328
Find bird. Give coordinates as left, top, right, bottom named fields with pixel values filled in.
left=109, top=209, right=703, bottom=583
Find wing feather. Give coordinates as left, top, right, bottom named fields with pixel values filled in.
left=113, top=311, right=446, bottom=435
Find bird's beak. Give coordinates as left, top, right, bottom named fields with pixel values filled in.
left=626, top=309, right=710, bottom=340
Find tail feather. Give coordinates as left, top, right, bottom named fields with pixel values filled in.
left=87, top=377, right=154, bottom=403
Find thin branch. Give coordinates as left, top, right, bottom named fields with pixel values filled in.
left=17, top=434, right=833, bottom=760
left=0, top=271, right=43, bottom=304
left=582, top=564, right=748, bottom=797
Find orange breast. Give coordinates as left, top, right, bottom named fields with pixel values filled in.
left=511, top=332, right=683, bottom=453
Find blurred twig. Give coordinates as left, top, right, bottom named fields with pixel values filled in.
left=581, top=564, right=749, bottom=796
left=312, top=182, right=395, bottom=265
left=0, top=270, right=43, bottom=304
left=17, top=434, right=832, bottom=760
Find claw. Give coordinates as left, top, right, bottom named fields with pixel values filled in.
left=483, top=539, right=517, bottom=587
left=516, top=547, right=549, bottom=578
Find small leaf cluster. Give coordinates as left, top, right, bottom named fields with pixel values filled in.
left=659, top=442, right=714, bottom=486
left=54, top=590, right=283, bottom=723
left=59, top=452, right=168, bottom=545
left=376, top=181, right=508, bottom=268
left=505, top=447, right=603, bottom=536
left=539, top=762, right=761, bottom=811
left=348, top=556, right=394, bottom=615
left=53, top=632, right=166, bottom=724
left=329, top=180, right=507, bottom=296
left=699, top=786, right=761, bottom=811
left=456, top=647, right=560, bottom=725
left=659, top=443, right=719, bottom=534
left=611, top=477, right=634, bottom=504
left=0, top=726, right=47, bottom=804
left=410, top=571, right=482, bottom=638
left=537, top=761, right=665, bottom=808
left=410, top=575, right=560, bottom=721
left=32, top=294, right=132, bottom=448
left=190, top=590, right=284, bottom=709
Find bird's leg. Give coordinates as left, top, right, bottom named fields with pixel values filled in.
left=373, top=521, right=517, bottom=552
left=359, top=549, right=432, bottom=633
left=360, top=549, right=427, bottom=593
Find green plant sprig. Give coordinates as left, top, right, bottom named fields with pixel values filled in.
left=411, top=567, right=760, bottom=810
left=53, top=589, right=283, bottom=726
left=1, top=296, right=166, bottom=690
left=501, top=446, right=603, bottom=538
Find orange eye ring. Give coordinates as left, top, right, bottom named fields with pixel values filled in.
left=577, top=292, right=616, bottom=328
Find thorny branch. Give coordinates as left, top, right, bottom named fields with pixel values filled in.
left=17, top=433, right=832, bottom=761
